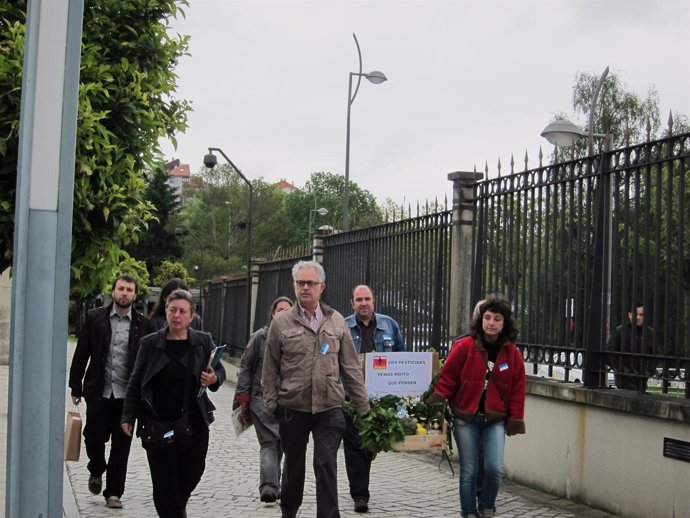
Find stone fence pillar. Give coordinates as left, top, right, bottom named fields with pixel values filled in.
left=447, top=171, right=483, bottom=338
left=250, top=263, right=260, bottom=333
left=312, top=229, right=327, bottom=264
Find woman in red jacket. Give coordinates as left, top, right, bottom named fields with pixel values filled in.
left=427, top=294, right=525, bottom=518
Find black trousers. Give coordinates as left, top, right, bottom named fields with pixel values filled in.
left=277, top=407, right=345, bottom=518
left=83, top=397, right=132, bottom=499
left=342, top=410, right=373, bottom=501
left=146, top=427, right=209, bottom=518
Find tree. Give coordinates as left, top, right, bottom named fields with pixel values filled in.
left=125, top=164, right=183, bottom=279
left=152, top=260, right=193, bottom=288
left=280, top=172, right=385, bottom=248
left=0, top=4, right=26, bottom=268
left=179, top=164, right=289, bottom=279
left=573, top=70, right=660, bottom=145
left=0, top=1, right=191, bottom=300
left=172, top=169, right=386, bottom=279
left=549, top=70, right=661, bottom=160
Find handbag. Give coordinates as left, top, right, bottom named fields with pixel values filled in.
left=141, top=360, right=194, bottom=456
left=141, top=411, right=193, bottom=456
left=64, top=406, right=82, bottom=461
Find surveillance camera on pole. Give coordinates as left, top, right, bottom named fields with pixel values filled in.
left=203, top=153, right=217, bottom=169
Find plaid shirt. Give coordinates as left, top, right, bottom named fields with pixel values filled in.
left=298, top=303, right=323, bottom=333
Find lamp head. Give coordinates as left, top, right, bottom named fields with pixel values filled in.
left=366, top=70, right=387, bottom=84
left=203, top=153, right=218, bottom=169
left=174, top=227, right=187, bottom=237
left=540, top=120, right=586, bottom=148
left=316, top=207, right=329, bottom=216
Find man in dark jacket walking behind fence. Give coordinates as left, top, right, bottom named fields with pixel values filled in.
left=69, top=273, right=151, bottom=509
left=607, top=303, right=655, bottom=393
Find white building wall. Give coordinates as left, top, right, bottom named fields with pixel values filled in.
left=504, top=379, right=690, bottom=518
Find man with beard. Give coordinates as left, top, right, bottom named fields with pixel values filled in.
left=343, top=285, right=405, bottom=513
left=69, top=274, right=151, bottom=509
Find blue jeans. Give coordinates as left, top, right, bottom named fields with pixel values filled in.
left=453, top=415, right=505, bottom=516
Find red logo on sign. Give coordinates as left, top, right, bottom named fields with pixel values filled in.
left=373, top=356, right=388, bottom=370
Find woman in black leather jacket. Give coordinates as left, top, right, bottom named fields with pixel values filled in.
left=121, top=290, right=225, bottom=518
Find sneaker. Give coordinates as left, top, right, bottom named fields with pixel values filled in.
left=88, top=475, right=102, bottom=495
left=479, top=510, right=493, bottom=518
left=354, top=498, right=369, bottom=513
left=105, top=496, right=123, bottom=509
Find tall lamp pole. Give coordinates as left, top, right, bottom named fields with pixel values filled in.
left=203, top=147, right=253, bottom=343
left=539, top=66, right=611, bottom=387
left=343, top=32, right=387, bottom=232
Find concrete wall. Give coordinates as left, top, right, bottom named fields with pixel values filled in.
left=0, top=268, right=10, bottom=365
left=505, top=378, right=690, bottom=518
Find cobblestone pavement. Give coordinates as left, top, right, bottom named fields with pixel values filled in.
left=61, top=350, right=619, bottom=518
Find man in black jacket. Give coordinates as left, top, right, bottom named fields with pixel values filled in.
left=607, top=303, right=655, bottom=393
left=69, top=274, right=151, bottom=509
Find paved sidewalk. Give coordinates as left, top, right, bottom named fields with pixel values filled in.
left=0, top=345, right=619, bottom=518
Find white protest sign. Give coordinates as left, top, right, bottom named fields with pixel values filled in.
left=364, top=352, right=434, bottom=397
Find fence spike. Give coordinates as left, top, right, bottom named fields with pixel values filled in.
left=668, top=110, right=674, bottom=137
left=497, top=158, right=502, bottom=178
left=625, top=126, right=631, bottom=147
left=524, top=150, right=529, bottom=171
left=484, top=161, right=489, bottom=178
left=538, top=146, right=543, bottom=168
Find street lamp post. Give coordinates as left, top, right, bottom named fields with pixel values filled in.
left=539, top=66, right=611, bottom=388
left=308, top=207, right=329, bottom=244
left=343, top=32, right=387, bottom=232
left=203, top=147, right=253, bottom=343
left=174, top=225, right=204, bottom=315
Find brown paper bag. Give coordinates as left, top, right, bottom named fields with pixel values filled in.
left=64, top=409, right=82, bottom=462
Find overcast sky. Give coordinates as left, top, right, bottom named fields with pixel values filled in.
left=160, top=0, right=690, bottom=206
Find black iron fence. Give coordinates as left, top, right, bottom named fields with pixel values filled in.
left=254, top=254, right=310, bottom=331
left=472, top=130, right=690, bottom=395
left=203, top=276, right=248, bottom=355
left=322, top=211, right=453, bottom=354
left=203, top=128, right=690, bottom=398
left=204, top=206, right=453, bottom=356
